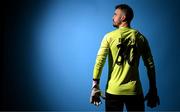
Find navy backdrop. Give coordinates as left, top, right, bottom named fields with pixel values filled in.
left=1, top=0, right=180, bottom=111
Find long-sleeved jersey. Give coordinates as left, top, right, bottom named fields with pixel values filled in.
left=93, top=27, right=155, bottom=95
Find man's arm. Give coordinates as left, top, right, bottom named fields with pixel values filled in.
left=140, top=35, right=160, bottom=108
left=90, top=34, right=109, bottom=106
left=93, top=34, right=109, bottom=81
left=141, top=37, right=156, bottom=90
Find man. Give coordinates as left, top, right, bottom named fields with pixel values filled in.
left=90, top=4, right=160, bottom=112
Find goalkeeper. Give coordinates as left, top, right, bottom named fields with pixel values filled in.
left=90, top=4, right=160, bottom=112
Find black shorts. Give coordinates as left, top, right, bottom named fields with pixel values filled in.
left=105, top=92, right=145, bottom=112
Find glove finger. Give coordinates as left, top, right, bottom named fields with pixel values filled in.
left=90, top=96, right=97, bottom=104
left=92, top=96, right=101, bottom=104
left=96, top=97, right=101, bottom=103
left=93, top=101, right=99, bottom=106
left=90, top=96, right=96, bottom=104
left=95, top=102, right=99, bottom=106
left=93, top=101, right=96, bottom=105
left=147, top=99, right=156, bottom=108
left=96, top=100, right=102, bottom=107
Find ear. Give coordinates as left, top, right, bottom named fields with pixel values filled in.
left=121, top=15, right=126, bottom=22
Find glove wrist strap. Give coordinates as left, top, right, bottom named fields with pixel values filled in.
left=92, top=79, right=100, bottom=89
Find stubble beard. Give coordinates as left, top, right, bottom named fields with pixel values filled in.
left=113, top=22, right=119, bottom=28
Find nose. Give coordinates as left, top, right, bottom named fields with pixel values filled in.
left=112, top=15, right=114, bottom=20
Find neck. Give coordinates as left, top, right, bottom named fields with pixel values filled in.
left=119, top=22, right=130, bottom=28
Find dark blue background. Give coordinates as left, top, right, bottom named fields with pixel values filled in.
left=1, top=0, right=180, bottom=111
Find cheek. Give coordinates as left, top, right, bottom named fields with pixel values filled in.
left=114, top=17, right=119, bottom=23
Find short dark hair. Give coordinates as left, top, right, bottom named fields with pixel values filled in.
left=115, top=4, right=134, bottom=23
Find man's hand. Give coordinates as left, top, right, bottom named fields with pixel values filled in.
left=90, top=79, right=105, bottom=107
left=144, top=88, right=160, bottom=108
left=90, top=87, right=105, bottom=106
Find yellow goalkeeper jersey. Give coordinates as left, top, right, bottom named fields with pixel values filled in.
left=93, top=26, right=155, bottom=95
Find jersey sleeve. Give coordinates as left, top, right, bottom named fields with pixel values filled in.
left=140, top=36, right=155, bottom=69
left=139, top=34, right=157, bottom=88
left=93, top=34, right=109, bottom=80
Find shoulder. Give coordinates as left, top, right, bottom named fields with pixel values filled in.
left=105, top=29, right=120, bottom=37
left=131, top=29, right=148, bottom=42
left=129, top=28, right=142, bottom=37
left=102, top=29, right=121, bottom=43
